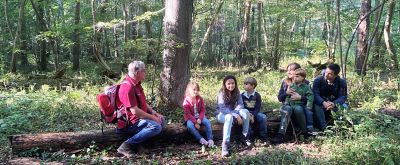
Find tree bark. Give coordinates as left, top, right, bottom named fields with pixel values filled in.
left=72, top=0, right=81, bottom=71
left=355, top=0, right=371, bottom=75
left=383, top=0, right=398, bottom=70
left=10, top=0, right=26, bottom=73
left=160, top=0, right=193, bottom=109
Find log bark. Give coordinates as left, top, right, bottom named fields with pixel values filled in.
left=10, top=121, right=282, bottom=154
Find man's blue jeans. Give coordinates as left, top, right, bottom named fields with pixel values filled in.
left=314, top=103, right=349, bottom=130
left=117, top=119, right=162, bottom=145
left=253, top=112, right=267, bottom=138
left=186, top=117, right=213, bottom=141
left=217, top=109, right=250, bottom=143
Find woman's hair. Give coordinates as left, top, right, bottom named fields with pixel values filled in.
left=220, top=75, right=240, bottom=108
left=185, top=81, right=200, bottom=98
left=284, top=62, right=302, bottom=86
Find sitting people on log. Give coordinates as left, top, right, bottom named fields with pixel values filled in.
left=116, top=60, right=165, bottom=157
left=313, top=63, right=348, bottom=130
left=182, top=81, right=214, bottom=148
left=241, top=77, right=268, bottom=142
left=272, top=63, right=313, bottom=144
left=216, top=75, right=252, bottom=157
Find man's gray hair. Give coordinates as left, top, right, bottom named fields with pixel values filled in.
left=128, top=60, right=145, bottom=76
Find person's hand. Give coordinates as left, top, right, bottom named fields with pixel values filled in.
left=290, top=92, right=301, bottom=101
left=249, top=113, right=254, bottom=124
left=286, top=87, right=295, bottom=95
left=326, top=101, right=335, bottom=110
left=195, top=123, right=201, bottom=130
left=236, top=116, right=243, bottom=126
left=197, top=118, right=202, bottom=124
left=152, top=114, right=162, bottom=124
left=322, top=101, right=331, bottom=109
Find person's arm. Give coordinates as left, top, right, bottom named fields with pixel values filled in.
left=198, top=97, right=206, bottom=120
left=234, top=94, right=245, bottom=111
left=217, top=92, right=234, bottom=114
left=312, top=76, right=325, bottom=106
left=333, top=79, right=348, bottom=105
left=305, top=85, right=314, bottom=109
left=277, top=81, right=288, bottom=102
left=130, top=106, right=161, bottom=123
left=183, top=99, right=197, bottom=123
left=253, top=93, right=262, bottom=115
left=300, top=80, right=311, bottom=103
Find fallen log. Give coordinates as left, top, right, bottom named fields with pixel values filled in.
left=10, top=121, right=282, bottom=154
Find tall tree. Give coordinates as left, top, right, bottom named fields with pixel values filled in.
left=72, top=0, right=81, bottom=71
left=31, top=0, right=50, bottom=71
left=10, top=0, right=26, bottom=73
left=160, top=0, right=193, bottom=108
left=383, top=0, right=398, bottom=71
left=355, top=0, right=371, bottom=75
left=336, top=0, right=343, bottom=74
left=238, top=0, right=251, bottom=65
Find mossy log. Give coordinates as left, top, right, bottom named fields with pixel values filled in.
left=10, top=120, right=281, bottom=154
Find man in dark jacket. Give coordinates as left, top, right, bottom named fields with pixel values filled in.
left=313, top=63, right=348, bottom=130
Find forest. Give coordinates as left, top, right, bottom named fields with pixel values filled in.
left=0, top=0, right=399, bottom=164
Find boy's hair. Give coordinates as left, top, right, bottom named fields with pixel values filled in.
left=185, top=81, right=200, bottom=97
left=327, top=63, right=340, bottom=75
left=295, top=68, right=307, bottom=78
left=244, top=77, right=257, bottom=88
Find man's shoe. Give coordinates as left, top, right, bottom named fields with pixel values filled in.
left=271, top=133, right=284, bottom=145
left=117, top=141, right=135, bottom=158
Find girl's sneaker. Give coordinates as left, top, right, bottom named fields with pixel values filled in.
left=207, top=139, right=215, bottom=148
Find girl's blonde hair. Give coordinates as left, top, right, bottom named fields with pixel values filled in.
left=185, top=81, right=200, bottom=97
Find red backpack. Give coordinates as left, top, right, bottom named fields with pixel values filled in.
left=97, top=81, right=129, bottom=133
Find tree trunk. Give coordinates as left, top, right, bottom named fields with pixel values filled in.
left=72, top=0, right=81, bottom=71
left=256, top=2, right=262, bottom=69
left=31, top=0, right=49, bottom=71
left=272, top=17, right=281, bottom=70
left=371, top=0, right=384, bottom=69
left=122, top=1, right=130, bottom=60
left=355, top=0, right=371, bottom=75
left=336, top=0, right=343, bottom=75
left=383, top=0, right=398, bottom=71
left=91, top=0, right=114, bottom=76
left=10, top=0, right=26, bottom=73
left=4, top=0, right=14, bottom=39
left=160, top=0, right=193, bottom=109
left=238, top=0, right=251, bottom=65
left=10, top=121, right=281, bottom=154
left=192, top=1, right=224, bottom=67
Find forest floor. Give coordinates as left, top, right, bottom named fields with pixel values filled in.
left=8, top=138, right=328, bottom=164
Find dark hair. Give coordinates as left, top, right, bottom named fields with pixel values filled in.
left=244, top=77, right=257, bottom=88
left=221, top=75, right=240, bottom=109
left=327, top=63, right=340, bottom=75
left=287, top=62, right=301, bottom=71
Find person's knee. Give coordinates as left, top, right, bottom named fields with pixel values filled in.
left=239, top=109, right=249, bottom=118
left=152, top=122, right=162, bottom=134
left=256, top=113, right=266, bottom=122
left=224, top=114, right=234, bottom=123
